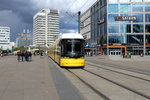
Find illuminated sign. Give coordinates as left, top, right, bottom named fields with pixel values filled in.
left=115, top=16, right=137, bottom=21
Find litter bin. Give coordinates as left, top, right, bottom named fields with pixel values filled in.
left=127, top=52, right=131, bottom=58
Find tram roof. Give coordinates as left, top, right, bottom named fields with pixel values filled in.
left=59, top=33, right=84, bottom=39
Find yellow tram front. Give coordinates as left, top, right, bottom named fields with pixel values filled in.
left=60, top=39, right=85, bottom=68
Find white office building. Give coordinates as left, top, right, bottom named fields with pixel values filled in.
left=0, top=26, right=11, bottom=50
left=80, top=10, right=91, bottom=44
left=33, top=8, right=59, bottom=47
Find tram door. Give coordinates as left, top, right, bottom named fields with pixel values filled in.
left=109, top=49, right=121, bottom=55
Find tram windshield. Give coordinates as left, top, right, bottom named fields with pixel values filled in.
left=61, top=39, right=84, bottom=58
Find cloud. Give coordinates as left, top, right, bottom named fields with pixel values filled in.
left=0, top=0, right=36, bottom=24
left=0, top=10, right=32, bottom=41
left=31, top=0, right=97, bottom=13
left=0, top=0, right=97, bottom=42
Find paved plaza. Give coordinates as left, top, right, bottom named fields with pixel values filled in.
left=0, top=56, right=60, bottom=100
left=0, top=55, right=149, bottom=100
left=86, top=55, right=150, bottom=72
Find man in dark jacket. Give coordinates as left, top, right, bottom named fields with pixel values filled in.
left=21, top=51, right=24, bottom=61
left=24, top=51, right=29, bottom=61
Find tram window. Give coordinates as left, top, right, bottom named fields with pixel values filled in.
left=61, top=39, right=84, bottom=57
left=66, top=44, right=71, bottom=52
left=75, top=44, right=81, bottom=51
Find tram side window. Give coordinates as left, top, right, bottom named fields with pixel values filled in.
left=61, top=41, right=65, bottom=56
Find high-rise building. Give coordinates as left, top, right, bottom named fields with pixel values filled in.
left=33, top=8, right=59, bottom=47
left=80, top=10, right=91, bottom=44
left=0, top=26, right=10, bottom=50
left=80, top=0, right=150, bottom=55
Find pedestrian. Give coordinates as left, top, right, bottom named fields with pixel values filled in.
left=34, top=52, right=36, bottom=56
left=21, top=51, right=24, bottom=61
left=40, top=51, right=43, bottom=58
left=29, top=52, right=32, bottom=61
left=24, top=51, right=29, bottom=61
left=17, top=51, right=21, bottom=62
left=0, top=53, right=3, bottom=57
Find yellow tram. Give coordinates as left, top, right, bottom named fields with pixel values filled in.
left=48, top=33, right=85, bottom=68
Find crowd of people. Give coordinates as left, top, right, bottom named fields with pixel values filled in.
left=17, top=51, right=32, bottom=62
left=17, top=51, right=44, bottom=62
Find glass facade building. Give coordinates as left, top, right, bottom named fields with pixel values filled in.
left=80, top=0, right=150, bottom=55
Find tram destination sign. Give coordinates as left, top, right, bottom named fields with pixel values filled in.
left=115, top=16, right=137, bottom=21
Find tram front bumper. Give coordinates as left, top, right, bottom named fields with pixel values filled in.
left=60, top=58, right=85, bottom=67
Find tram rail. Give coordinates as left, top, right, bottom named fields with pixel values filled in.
left=86, top=63, right=150, bottom=82
left=86, top=60, right=150, bottom=75
left=82, top=68, right=150, bottom=99
left=66, top=68, right=150, bottom=100
left=66, top=69, right=110, bottom=100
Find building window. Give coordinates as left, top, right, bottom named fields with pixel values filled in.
left=127, top=35, right=143, bottom=44
left=108, top=14, right=119, bottom=23
left=133, top=4, right=143, bottom=12
left=145, top=0, right=150, bottom=2
left=133, top=24, right=144, bottom=33
left=131, top=0, right=143, bottom=2
left=146, top=35, right=150, bottom=44
left=145, top=14, right=150, bottom=22
left=120, top=24, right=131, bottom=33
left=132, top=14, right=143, bottom=23
left=120, top=4, right=131, bottom=13
left=145, top=24, right=150, bottom=33
left=120, top=0, right=130, bottom=3
left=109, top=35, right=122, bottom=44
left=145, top=3, right=150, bottom=12
left=108, top=0, right=118, bottom=3
left=108, top=4, right=118, bottom=13
left=108, top=24, right=119, bottom=33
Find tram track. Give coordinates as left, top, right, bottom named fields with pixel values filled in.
left=86, top=63, right=150, bottom=82
left=66, top=69, right=110, bottom=100
left=86, top=60, right=150, bottom=76
left=82, top=68, right=150, bottom=100
left=66, top=68, right=150, bottom=100
left=49, top=57, right=150, bottom=99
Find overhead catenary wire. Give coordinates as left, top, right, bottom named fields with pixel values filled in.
left=66, top=0, right=78, bottom=13
left=64, top=0, right=79, bottom=24
left=65, top=0, right=94, bottom=24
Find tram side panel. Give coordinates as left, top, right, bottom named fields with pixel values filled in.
left=54, top=44, right=61, bottom=64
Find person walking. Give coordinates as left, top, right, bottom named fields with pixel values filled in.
left=40, top=51, right=43, bottom=58
left=21, top=51, right=24, bottom=61
left=29, top=52, right=32, bottom=61
left=0, top=52, right=3, bottom=57
left=24, top=51, right=29, bottom=62
left=17, top=51, right=21, bottom=62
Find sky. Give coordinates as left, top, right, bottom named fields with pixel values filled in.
left=0, top=0, right=97, bottom=42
